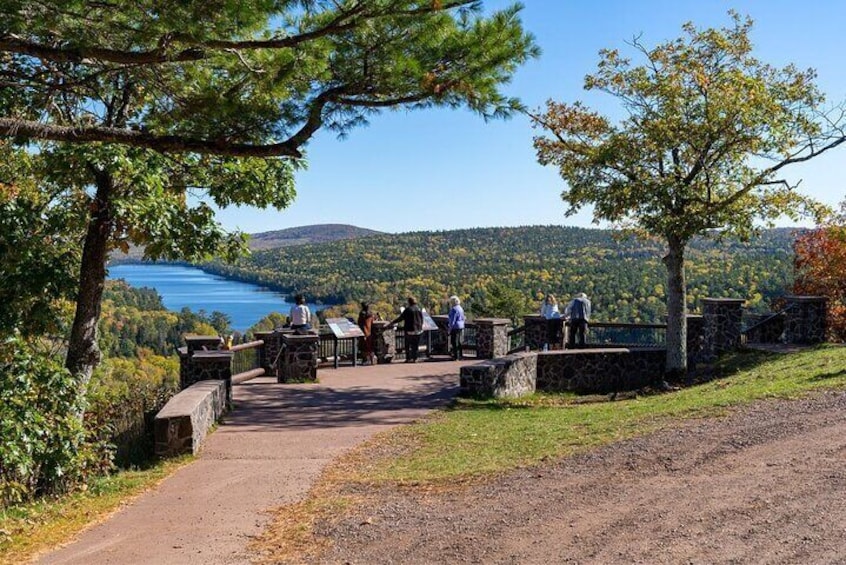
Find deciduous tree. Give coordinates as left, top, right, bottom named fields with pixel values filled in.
left=532, top=13, right=844, bottom=376
left=0, top=1, right=538, bottom=385
left=794, top=203, right=846, bottom=341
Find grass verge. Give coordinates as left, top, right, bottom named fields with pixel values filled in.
left=0, top=456, right=192, bottom=564
left=354, top=345, right=846, bottom=483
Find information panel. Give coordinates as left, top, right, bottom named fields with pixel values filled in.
left=422, top=311, right=439, bottom=332
left=325, top=317, right=365, bottom=339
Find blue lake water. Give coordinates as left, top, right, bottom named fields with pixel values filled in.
left=108, top=264, right=322, bottom=331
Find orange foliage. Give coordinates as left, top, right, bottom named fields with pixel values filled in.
left=794, top=224, right=846, bottom=341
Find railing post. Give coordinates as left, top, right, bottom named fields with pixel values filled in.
left=280, top=333, right=319, bottom=383
left=783, top=295, right=828, bottom=344
left=372, top=321, right=396, bottom=364
left=522, top=316, right=547, bottom=351
left=254, top=330, right=288, bottom=380
left=475, top=318, right=510, bottom=359
left=702, top=298, right=745, bottom=359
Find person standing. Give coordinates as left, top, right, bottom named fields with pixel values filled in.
left=357, top=302, right=375, bottom=365
left=391, top=297, right=424, bottom=363
left=565, top=292, right=591, bottom=348
left=289, top=294, right=312, bottom=332
left=447, top=295, right=466, bottom=360
left=540, top=293, right=561, bottom=350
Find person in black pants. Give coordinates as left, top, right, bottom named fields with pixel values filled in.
left=565, top=292, right=591, bottom=348
left=391, top=297, right=424, bottom=363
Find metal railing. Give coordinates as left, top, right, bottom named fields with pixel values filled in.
left=318, top=333, right=359, bottom=368
left=230, top=340, right=265, bottom=382
left=507, top=325, right=527, bottom=354
left=579, top=322, right=667, bottom=348
left=742, top=303, right=796, bottom=344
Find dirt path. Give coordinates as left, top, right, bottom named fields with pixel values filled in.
left=312, top=390, right=846, bottom=564
left=39, top=360, right=467, bottom=565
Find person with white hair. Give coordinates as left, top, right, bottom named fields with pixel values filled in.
left=447, top=295, right=466, bottom=360
left=564, top=292, right=591, bottom=348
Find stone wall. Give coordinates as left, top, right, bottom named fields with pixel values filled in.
left=154, top=380, right=227, bottom=457
left=253, top=330, right=288, bottom=378
left=523, top=316, right=548, bottom=351
left=459, top=352, right=537, bottom=398
left=783, top=296, right=827, bottom=344
left=537, top=348, right=665, bottom=394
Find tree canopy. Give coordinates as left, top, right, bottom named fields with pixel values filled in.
left=0, top=0, right=538, bottom=379
left=531, top=12, right=846, bottom=375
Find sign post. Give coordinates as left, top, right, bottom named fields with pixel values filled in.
left=325, top=318, right=365, bottom=368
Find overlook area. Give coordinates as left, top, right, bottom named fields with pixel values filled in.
left=3, top=2, right=846, bottom=564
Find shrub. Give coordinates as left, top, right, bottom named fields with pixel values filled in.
left=0, top=334, right=98, bottom=507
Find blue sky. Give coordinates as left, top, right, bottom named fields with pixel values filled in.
left=215, top=0, right=846, bottom=235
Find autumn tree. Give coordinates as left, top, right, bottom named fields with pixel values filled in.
left=0, top=1, right=538, bottom=385
left=794, top=203, right=846, bottom=341
left=532, top=13, right=845, bottom=376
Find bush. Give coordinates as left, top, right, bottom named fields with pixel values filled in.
left=0, top=334, right=98, bottom=507
left=85, top=351, right=179, bottom=468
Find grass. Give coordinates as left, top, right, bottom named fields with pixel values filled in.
left=354, top=345, right=846, bottom=484
left=0, top=456, right=192, bottom=564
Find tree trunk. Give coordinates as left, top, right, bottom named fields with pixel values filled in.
left=663, top=234, right=688, bottom=379
left=65, top=167, right=114, bottom=385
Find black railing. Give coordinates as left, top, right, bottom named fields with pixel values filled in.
left=579, top=322, right=666, bottom=348
left=507, top=325, right=527, bottom=354
left=318, top=333, right=359, bottom=368
left=742, top=303, right=796, bottom=344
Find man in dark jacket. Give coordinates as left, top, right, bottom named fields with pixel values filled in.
left=392, top=297, right=424, bottom=363
left=564, top=292, right=591, bottom=348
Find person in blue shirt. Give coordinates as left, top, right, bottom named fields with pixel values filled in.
left=447, top=295, right=466, bottom=360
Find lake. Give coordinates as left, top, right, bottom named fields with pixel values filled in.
left=108, top=264, right=323, bottom=331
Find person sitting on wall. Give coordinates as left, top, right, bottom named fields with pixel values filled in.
left=564, top=292, right=591, bottom=348
left=540, top=293, right=561, bottom=350
left=289, top=294, right=312, bottom=333
left=391, top=297, right=424, bottom=363
left=448, top=295, right=466, bottom=361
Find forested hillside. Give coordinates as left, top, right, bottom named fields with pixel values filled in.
left=248, top=224, right=383, bottom=250
left=205, top=226, right=796, bottom=323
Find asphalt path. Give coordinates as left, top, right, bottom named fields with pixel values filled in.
left=39, top=359, right=465, bottom=565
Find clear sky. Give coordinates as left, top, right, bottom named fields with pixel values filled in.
left=215, top=0, right=846, bottom=235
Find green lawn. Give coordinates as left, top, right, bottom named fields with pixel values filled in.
left=0, top=457, right=191, bottom=564
left=364, top=345, right=846, bottom=483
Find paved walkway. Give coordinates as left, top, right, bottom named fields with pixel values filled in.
left=40, top=359, right=468, bottom=565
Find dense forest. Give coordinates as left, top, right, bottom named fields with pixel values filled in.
left=204, top=226, right=797, bottom=322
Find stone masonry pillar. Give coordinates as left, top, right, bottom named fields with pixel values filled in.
left=475, top=318, right=510, bottom=359
left=783, top=296, right=828, bottom=344
left=187, top=351, right=234, bottom=409
left=702, top=298, right=745, bottom=359
left=372, top=321, right=396, bottom=364
left=522, top=316, right=547, bottom=351
left=253, top=330, right=289, bottom=379
left=280, top=333, right=319, bottom=383
left=686, top=314, right=704, bottom=366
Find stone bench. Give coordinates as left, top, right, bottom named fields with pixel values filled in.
left=459, top=352, right=537, bottom=398
left=154, top=380, right=228, bottom=457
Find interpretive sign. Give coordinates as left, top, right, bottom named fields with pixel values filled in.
left=422, top=311, right=439, bottom=332
left=326, top=317, right=365, bottom=339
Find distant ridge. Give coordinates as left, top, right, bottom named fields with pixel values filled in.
left=248, top=223, right=383, bottom=250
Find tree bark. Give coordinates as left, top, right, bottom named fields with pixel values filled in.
left=663, top=234, right=688, bottom=379
left=65, top=167, right=114, bottom=385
